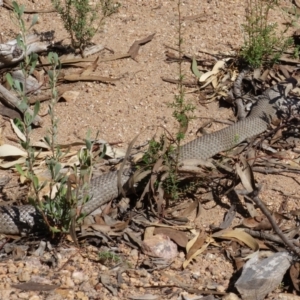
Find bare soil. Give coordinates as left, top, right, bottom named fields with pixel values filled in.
left=0, top=0, right=299, bottom=299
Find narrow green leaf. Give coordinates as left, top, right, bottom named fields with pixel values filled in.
left=12, top=1, right=20, bottom=13
left=29, top=60, right=37, bottom=75
left=14, top=80, right=22, bottom=92
left=15, top=164, right=25, bottom=176
left=49, top=52, right=59, bottom=64
left=54, top=163, right=62, bottom=178
left=19, top=4, right=25, bottom=15
left=33, top=175, right=39, bottom=190
left=16, top=35, right=23, bottom=48
left=20, top=18, right=25, bottom=29
left=30, top=14, right=39, bottom=28
left=47, top=52, right=53, bottom=63
left=13, top=118, right=24, bottom=131
left=44, top=136, right=51, bottom=147
left=20, top=140, right=29, bottom=150
left=85, top=139, right=92, bottom=151
left=6, top=73, right=14, bottom=87
left=50, top=226, right=61, bottom=233
left=48, top=70, right=53, bottom=81
left=191, top=56, right=202, bottom=79
left=39, top=181, right=47, bottom=191
left=33, top=101, right=40, bottom=118
left=99, top=143, right=106, bottom=159
left=24, top=112, right=33, bottom=125
left=18, top=100, right=28, bottom=112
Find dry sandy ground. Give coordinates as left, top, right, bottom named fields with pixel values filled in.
left=0, top=0, right=300, bottom=299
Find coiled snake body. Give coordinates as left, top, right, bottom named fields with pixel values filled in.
left=0, top=83, right=288, bottom=235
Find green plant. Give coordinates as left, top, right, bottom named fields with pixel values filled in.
left=98, top=251, right=121, bottom=265
left=140, top=136, right=180, bottom=199
left=170, top=0, right=195, bottom=144
left=293, top=44, right=300, bottom=59
left=28, top=52, right=95, bottom=236
left=51, top=0, right=120, bottom=56
left=241, top=0, right=293, bottom=67
left=142, top=138, right=167, bottom=166
left=140, top=0, right=195, bottom=202
left=7, top=2, right=95, bottom=238
left=165, top=0, right=195, bottom=199
left=6, top=1, right=49, bottom=227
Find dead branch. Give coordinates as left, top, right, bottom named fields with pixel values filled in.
left=0, top=33, right=53, bottom=68
left=0, top=84, right=43, bottom=126
left=247, top=189, right=300, bottom=256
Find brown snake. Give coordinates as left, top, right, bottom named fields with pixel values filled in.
left=0, top=82, right=292, bottom=235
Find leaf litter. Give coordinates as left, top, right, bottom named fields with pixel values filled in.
left=2, top=2, right=300, bottom=299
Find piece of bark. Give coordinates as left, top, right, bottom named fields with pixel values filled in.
left=0, top=84, right=43, bottom=126
left=0, top=33, right=53, bottom=68
left=0, top=103, right=21, bottom=119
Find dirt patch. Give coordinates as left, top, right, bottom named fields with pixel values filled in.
left=0, top=0, right=299, bottom=299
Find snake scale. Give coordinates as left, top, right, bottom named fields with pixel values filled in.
left=0, top=82, right=289, bottom=235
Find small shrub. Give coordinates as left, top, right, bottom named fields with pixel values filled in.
left=51, top=0, right=120, bottom=56
left=241, top=0, right=293, bottom=67
left=7, top=2, right=95, bottom=239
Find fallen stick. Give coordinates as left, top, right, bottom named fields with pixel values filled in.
left=0, top=84, right=43, bottom=126
left=0, top=33, right=53, bottom=68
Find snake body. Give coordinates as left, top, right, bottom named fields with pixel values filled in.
left=0, top=84, right=286, bottom=235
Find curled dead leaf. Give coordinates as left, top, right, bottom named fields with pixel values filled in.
left=199, top=60, right=226, bottom=82
left=212, top=229, right=259, bottom=251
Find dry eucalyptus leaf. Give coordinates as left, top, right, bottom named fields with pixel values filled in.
left=242, top=217, right=261, bottom=228
left=285, top=82, right=294, bottom=97
left=292, top=87, right=300, bottom=95
left=154, top=227, right=189, bottom=248
left=230, top=69, right=238, bottom=82
left=128, top=294, right=158, bottom=300
left=253, top=68, right=261, bottom=80
left=235, top=156, right=255, bottom=193
left=0, top=156, right=26, bottom=168
left=31, top=140, right=51, bottom=150
left=245, top=202, right=258, bottom=218
left=144, top=226, right=155, bottom=240
left=247, top=213, right=284, bottom=231
left=212, top=229, right=259, bottom=251
left=11, top=282, right=59, bottom=292
left=199, top=60, right=226, bottom=82
left=10, top=119, right=26, bottom=142
left=183, top=235, right=214, bottom=269
left=290, top=262, right=300, bottom=292
left=0, top=144, right=27, bottom=157
left=186, top=230, right=206, bottom=260
left=88, top=224, right=113, bottom=233
left=218, top=204, right=236, bottom=229
left=181, top=199, right=201, bottom=220
left=63, top=73, right=121, bottom=83
left=211, top=74, right=219, bottom=89
left=278, top=65, right=290, bottom=79
left=260, top=69, right=270, bottom=82
left=199, top=75, right=216, bottom=89
left=128, top=33, right=156, bottom=60
left=81, top=56, right=99, bottom=76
